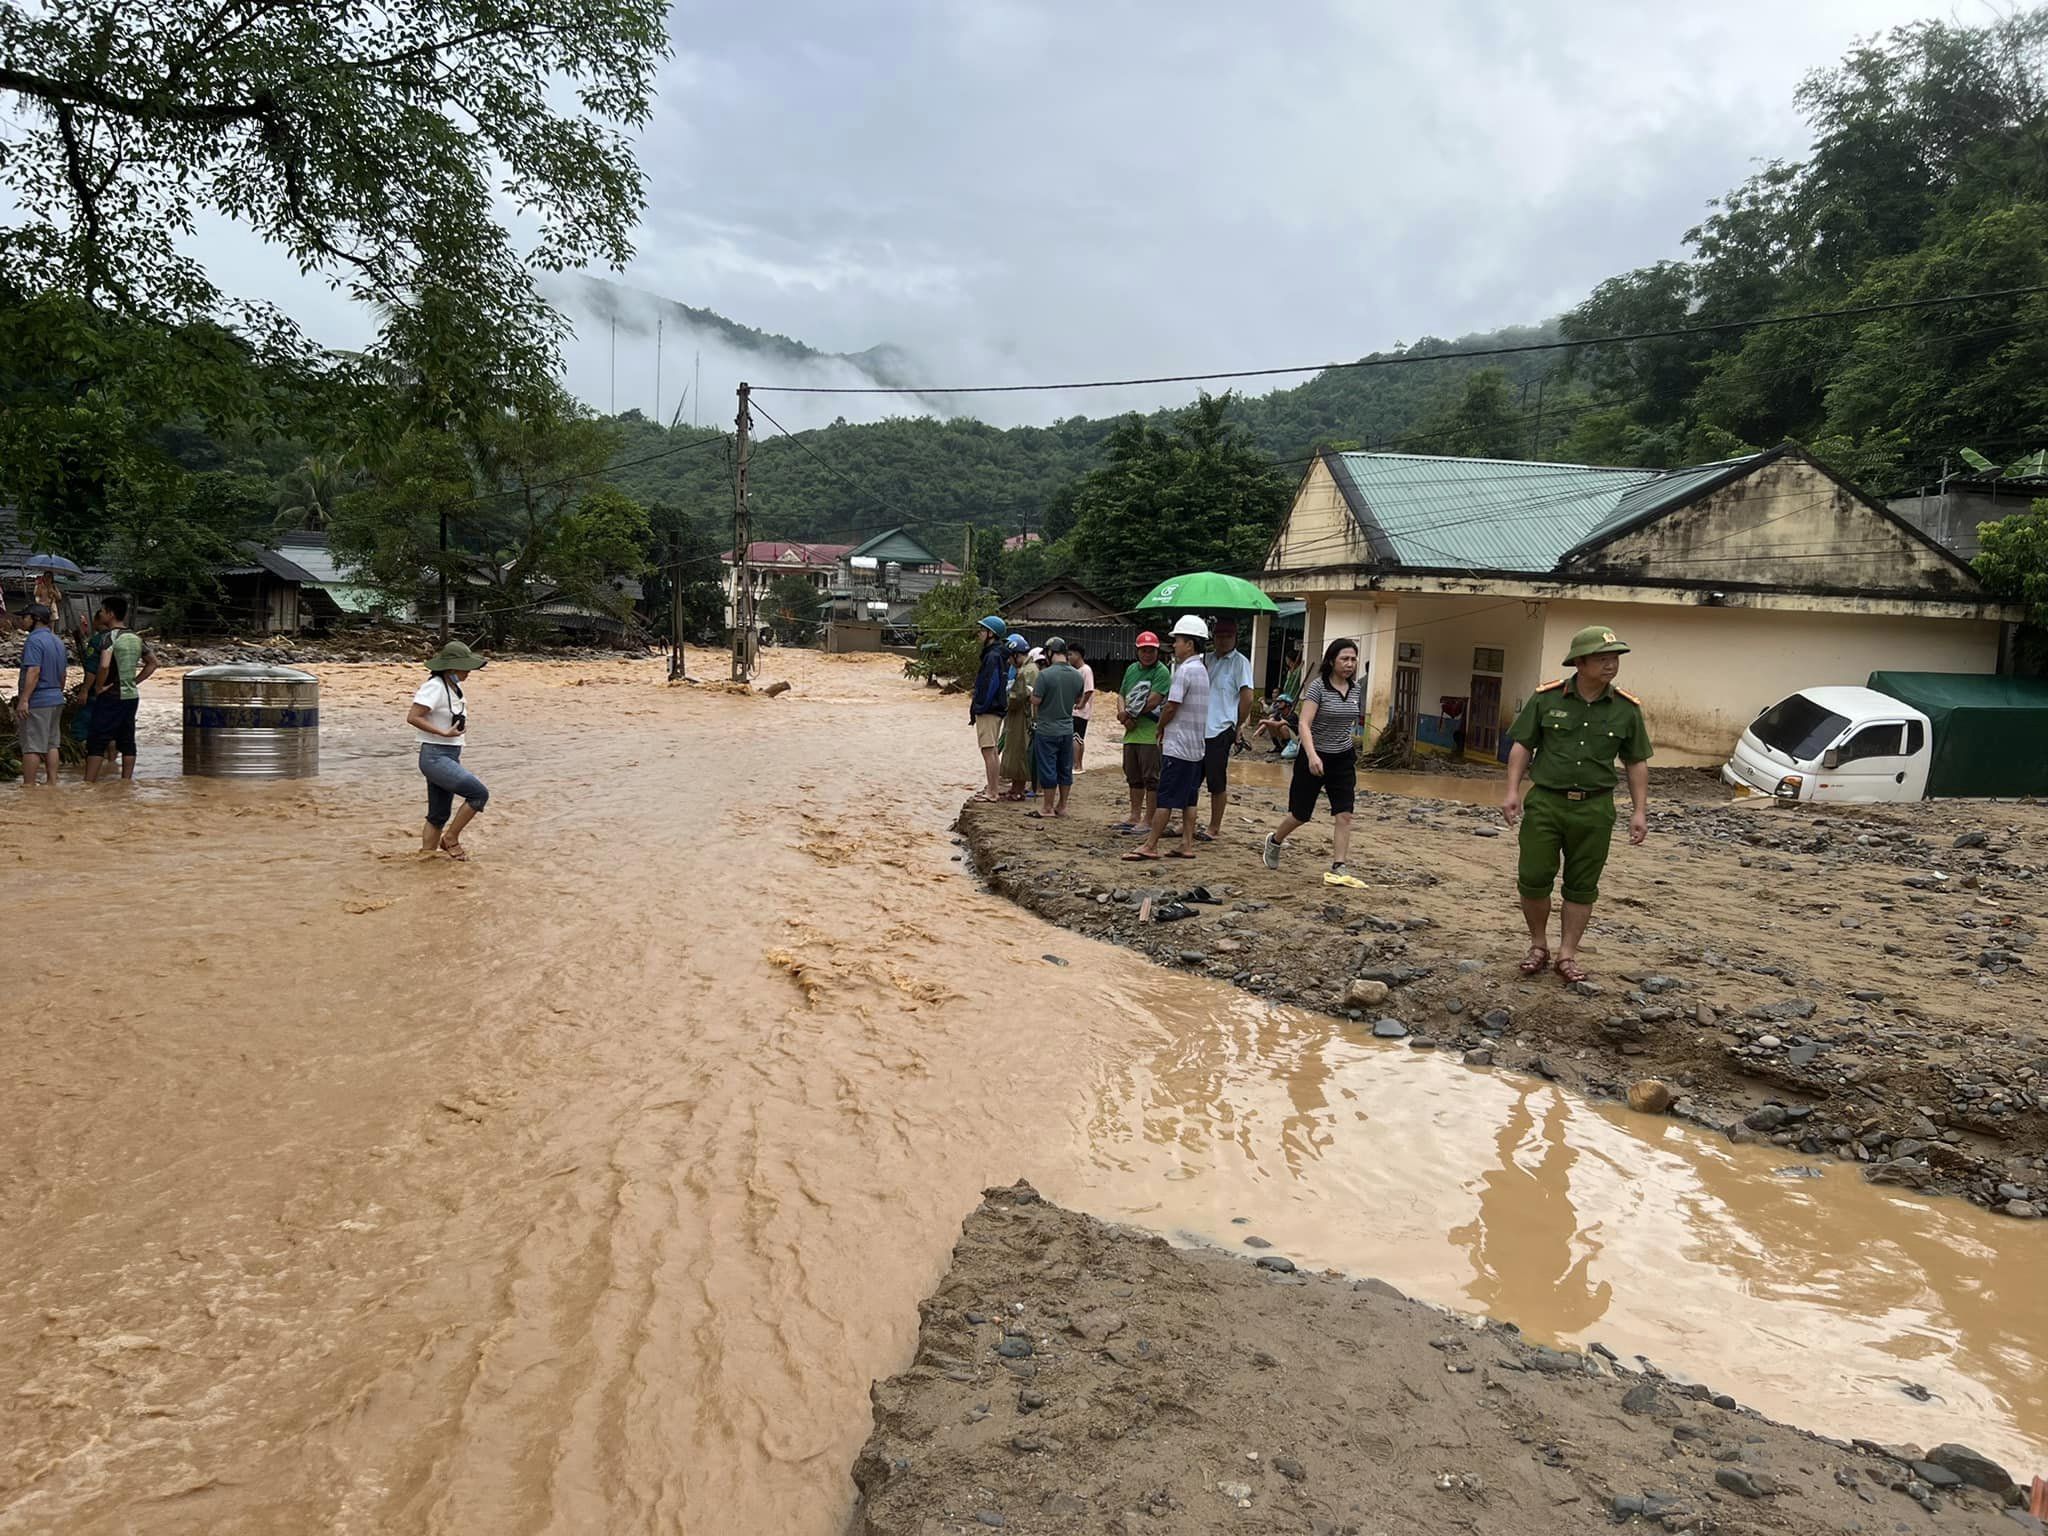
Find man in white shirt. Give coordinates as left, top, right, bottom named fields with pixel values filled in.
left=1065, top=640, right=1096, bottom=772
left=1199, top=617, right=1255, bottom=843
left=1123, top=615, right=1211, bottom=863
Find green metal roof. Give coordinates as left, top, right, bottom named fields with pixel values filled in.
left=1323, top=453, right=1666, bottom=573
left=846, top=526, right=941, bottom=566
left=1573, top=457, right=1757, bottom=549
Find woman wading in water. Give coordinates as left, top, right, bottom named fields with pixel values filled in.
left=408, top=641, right=491, bottom=860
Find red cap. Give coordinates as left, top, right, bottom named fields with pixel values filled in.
left=1135, top=631, right=1160, bottom=648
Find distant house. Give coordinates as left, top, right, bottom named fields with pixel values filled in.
left=997, top=575, right=1139, bottom=674
left=1261, top=443, right=2020, bottom=763
left=828, top=527, right=960, bottom=626
left=722, top=539, right=854, bottom=632
left=217, top=545, right=343, bottom=633
left=1004, top=530, right=1042, bottom=551
left=275, top=529, right=411, bottom=620
left=1888, top=471, right=2047, bottom=561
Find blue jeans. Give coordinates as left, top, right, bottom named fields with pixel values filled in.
left=419, top=744, right=489, bottom=827
left=1032, top=731, right=1075, bottom=789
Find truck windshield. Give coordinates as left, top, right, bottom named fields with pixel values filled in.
left=1750, top=694, right=1850, bottom=761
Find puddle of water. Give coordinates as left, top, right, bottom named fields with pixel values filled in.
left=1231, top=756, right=1507, bottom=805
left=1056, top=997, right=2048, bottom=1476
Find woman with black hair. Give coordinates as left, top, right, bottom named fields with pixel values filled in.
left=1261, top=636, right=1363, bottom=884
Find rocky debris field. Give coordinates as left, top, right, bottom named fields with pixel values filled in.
left=849, top=1182, right=2040, bottom=1536
left=958, top=767, right=2048, bottom=1217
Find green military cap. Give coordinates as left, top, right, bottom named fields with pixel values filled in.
left=1563, top=623, right=1630, bottom=664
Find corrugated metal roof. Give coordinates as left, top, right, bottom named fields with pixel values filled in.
left=1323, top=450, right=1771, bottom=573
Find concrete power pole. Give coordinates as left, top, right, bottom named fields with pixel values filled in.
left=731, top=382, right=754, bottom=682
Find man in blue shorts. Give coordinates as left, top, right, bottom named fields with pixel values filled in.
left=1124, top=614, right=1210, bottom=862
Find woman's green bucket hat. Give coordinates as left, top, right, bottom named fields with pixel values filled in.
left=425, top=640, right=489, bottom=672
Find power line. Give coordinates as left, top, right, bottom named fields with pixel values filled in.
left=749, top=284, right=2048, bottom=396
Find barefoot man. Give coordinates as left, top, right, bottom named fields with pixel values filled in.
left=1501, top=625, right=1651, bottom=984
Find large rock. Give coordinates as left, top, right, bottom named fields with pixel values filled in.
left=1343, top=978, right=1390, bottom=1009
left=1924, top=1442, right=2013, bottom=1494
left=1627, top=1080, right=1677, bottom=1115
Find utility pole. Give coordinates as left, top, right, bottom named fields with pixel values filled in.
left=655, top=314, right=663, bottom=425
left=438, top=509, right=449, bottom=642
left=731, top=382, right=754, bottom=682
left=609, top=314, right=617, bottom=417
left=1529, top=375, right=1546, bottom=460
left=669, top=530, right=687, bottom=681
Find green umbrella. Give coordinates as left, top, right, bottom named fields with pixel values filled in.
left=1134, top=570, right=1279, bottom=614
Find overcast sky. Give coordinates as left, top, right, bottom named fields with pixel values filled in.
left=212, top=0, right=1942, bottom=428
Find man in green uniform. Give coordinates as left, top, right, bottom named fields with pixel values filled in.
left=1502, top=624, right=1652, bottom=983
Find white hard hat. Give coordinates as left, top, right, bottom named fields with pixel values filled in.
left=1170, top=614, right=1210, bottom=640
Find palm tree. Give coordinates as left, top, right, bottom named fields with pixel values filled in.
left=274, top=453, right=356, bottom=531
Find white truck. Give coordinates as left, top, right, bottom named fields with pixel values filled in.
left=1723, top=672, right=2048, bottom=803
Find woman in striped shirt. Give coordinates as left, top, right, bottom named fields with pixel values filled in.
left=1262, top=637, right=1363, bottom=881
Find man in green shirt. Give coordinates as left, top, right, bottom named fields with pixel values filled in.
left=1114, top=632, right=1173, bottom=834
left=85, top=594, right=158, bottom=782
left=1502, top=623, right=1653, bottom=984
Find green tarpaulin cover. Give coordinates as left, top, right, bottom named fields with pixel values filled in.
left=1867, top=671, right=2048, bottom=798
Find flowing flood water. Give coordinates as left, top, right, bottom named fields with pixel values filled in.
left=1, top=654, right=2041, bottom=1534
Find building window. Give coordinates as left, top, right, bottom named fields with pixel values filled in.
left=1472, top=646, right=1504, bottom=674
left=1396, top=642, right=1423, bottom=664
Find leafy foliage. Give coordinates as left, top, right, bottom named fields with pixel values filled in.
left=766, top=573, right=823, bottom=645
left=107, top=469, right=273, bottom=629
left=907, top=575, right=997, bottom=683
left=1974, top=499, right=2048, bottom=624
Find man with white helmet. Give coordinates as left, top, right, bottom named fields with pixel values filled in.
left=1123, top=614, right=1211, bottom=862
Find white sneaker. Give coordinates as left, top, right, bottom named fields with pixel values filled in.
left=1262, top=835, right=1281, bottom=871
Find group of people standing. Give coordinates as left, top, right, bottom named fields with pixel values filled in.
left=10, top=590, right=158, bottom=787
left=965, top=613, right=1656, bottom=984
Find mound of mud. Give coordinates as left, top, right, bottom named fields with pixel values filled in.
left=849, top=1182, right=2032, bottom=1536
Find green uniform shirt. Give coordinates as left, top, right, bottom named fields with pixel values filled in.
left=1118, top=661, right=1172, bottom=745
left=1508, top=677, right=1653, bottom=791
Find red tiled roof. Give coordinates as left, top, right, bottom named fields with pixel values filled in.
left=724, top=540, right=856, bottom=566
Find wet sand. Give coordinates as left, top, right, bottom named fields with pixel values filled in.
left=3, top=655, right=2043, bottom=1534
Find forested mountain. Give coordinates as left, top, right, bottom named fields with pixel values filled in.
left=607, top=8, right=2048, bottom=589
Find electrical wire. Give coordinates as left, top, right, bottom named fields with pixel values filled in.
left=748, top=284, right=2048, bottom=396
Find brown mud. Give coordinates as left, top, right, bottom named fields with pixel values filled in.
left=959, top=761, right=2048, bottom=1214
left=852, top=1182, right=2037, bottom=1536
left=4, top=655, right=2045, bottom=1535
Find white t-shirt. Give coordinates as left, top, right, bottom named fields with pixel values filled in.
left=1162, top=655, right=1211, bottom=762
left=1203, top=648, right=1253, bottom=737
left=1073, top=662, right=1095, bottom=719
left=411, top=674, right=469, bottom=746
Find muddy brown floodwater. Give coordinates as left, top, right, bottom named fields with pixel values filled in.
left=2, top=653, right=2042, bottom=1535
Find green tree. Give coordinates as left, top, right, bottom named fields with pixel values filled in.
left=108, top=469, right=273, bottom=629
left=766, top=573, right=824, bottom=645
left=641, top=502, right=730, bottom=645
left=1399, top=368, right=1525, bottom=459
left=1974, top=499, right=2048, bottom=625
left=1065, top=393, right=1292, bottom=608
left=0, top=1, right=666, bottom=365
left=273, top=452, right=357, bottom=532
left=907, top=576, right=997, bottom=683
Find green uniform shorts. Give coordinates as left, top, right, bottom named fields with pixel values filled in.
left=1516, top=787, right=1617, bottom=906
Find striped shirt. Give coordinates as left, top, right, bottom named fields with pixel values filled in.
left=1300, top=674, right=1362, bottom=755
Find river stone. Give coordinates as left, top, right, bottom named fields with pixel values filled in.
left=1925, top=1443, right=2014, bottom=1493
left=1621, top=1382, right=1660, bottom=1415
left=1714, top=1468, right=1773, bottom=1499
left=1911, top=1461, right=1964, bottom=1489
left=1464, top=1048, right=1494, bottom=1067
left=1254, top=1255, right=1297, bottom=1273
left=1627, top=1079, right=1677, bottom=1114
left=1371, top=1018, right=1408, bottom=1039
left=2006, top=1199, right=2040, bottom=1219
left=994, top=1337, right=1033, bottom=1358
left=1745, top=1105, right=1789, bottom=1133
left=1343, top=978, right=1390, bottom=1008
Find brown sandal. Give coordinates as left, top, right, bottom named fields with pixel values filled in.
left=1553, top=956, right=1589, bottom=984
left=1517, top=945, right=1551, bottom=976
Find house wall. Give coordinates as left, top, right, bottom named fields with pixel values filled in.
left=1008, top=589, right=1115, bottom=624
left=1888, top=484, right=2036, bottom=561
left=1390, top=594, right=1549, bottom=757
left=1538, top=599, right=2001, bottom=762
left=1583, top=455, right=1972, bottom=596
left=1270, top=459, right=1369, bottom=572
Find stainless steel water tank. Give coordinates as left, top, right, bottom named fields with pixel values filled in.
left=182, top=664, right=320, bottom=778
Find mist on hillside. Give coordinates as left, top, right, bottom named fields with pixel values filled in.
left=540, top=273, right=1249, bottom=432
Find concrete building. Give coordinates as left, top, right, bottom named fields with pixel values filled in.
left=826, top=528, right=959, bottom=626
left=1888, top=472, right=2046, bottom=561
left=1260, top=444, right=2020, bottom=764
left=722, top=539, right=854, bottom=633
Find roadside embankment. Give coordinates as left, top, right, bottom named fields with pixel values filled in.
left=849, top=1182, right=2038, bottom=1535
left=957, top=766, right=2048, bottom=1215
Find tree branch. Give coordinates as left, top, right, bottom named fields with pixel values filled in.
left=0, top=66, right=268, bottom=125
